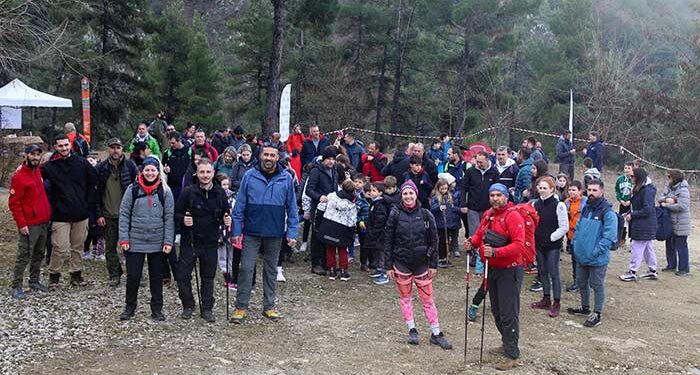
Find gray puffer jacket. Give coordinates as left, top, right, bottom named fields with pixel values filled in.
left=659, top=180, right=691, bottom=236
left=119, top=181, right=175, bottom=253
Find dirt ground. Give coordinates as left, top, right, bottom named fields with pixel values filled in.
left=1, top=169, right=699, bottom=375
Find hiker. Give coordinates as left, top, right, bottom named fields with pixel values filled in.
left=582, top=157, right=601, bottom=191
left=584, top=131, right=605, bottom=171
left=403, top=155, right=433, bottom=209
left=317, top=179, right=357, bottom=281
left=216, top=174, right=237, bottom=289
left=462, top=151, right=498, bottom=239
left=41, top=134, right=98, bottom=288
left=361, top=141, right=387, bottom=182
left=382, top=143, right=411, bottom=185
left=568, top=179, right=617, bottom=327
left=301, top=125, right=330, bottom=167
left=129, top=121, right=161, bottom=157
left=190, top=128, right=219, bottom=162
left=366, top=182, right=391, bottom=284
left=659, top=169, right=691, bottom=276
left=352, top=173, right=371, bottom=271
left=384, top=180, right=452, bottom=350
left=175, top=158, right=232, bottom=322
left=96, top=138, right=138, bottom=287
left=230, top=126, right=246, bottom=151
left=525, top=159, right=549, bottom=202
left=555, top=128, right=575, bottom=178
left=464, top=183, right=528, bottom=370
left=231, top=143, right=299, bottom=323
left=614, top=162, right=634, bottom=244
left=556, top=173, right=569, bottom=202
left=411, top=143, right=439, bottom=184
left=430, top=175, right=464, bottom=268
left=619, top=168, right=659, bottom=282
left=343, top=131, right=365, bottom=171
left=514, top=147, right=533, bottom=203
left=213, top=146, right=237, bottom=180
left=64, top=122, right=90, bottom=158
left=494, top=146, right=519, bottom=191
left=118, top=156, right=175, bottom=321
left=564, top=180, right=586, bottom=292
left=230, top=144, right=257, bottom=194
left=522, top=137, right=544, bottom=161
left=287, top=124, right=306, bottom=180
left=211, top=126, right=233, bottom=155
left=530, top=176, right=569, bottom=318
left=8, top=144, right=51, bottom=299
left=306, top=147, right=339, bottom=275
left=162, top=131, right=192, bottom=203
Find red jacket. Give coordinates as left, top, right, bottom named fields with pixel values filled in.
left=287, top=132, right=306, bottom=180
left=8, top=163, right=51, bottom=229
left=191, top=142, right=219, bottom=162
left=361, top=152, right=387, bottom=182
left=471, top=202, right=526, bottom=269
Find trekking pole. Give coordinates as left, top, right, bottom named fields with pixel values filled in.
left=186, top=211, right=202, bottom=314
left=464, top=252, right=471, bottom=367
left=479, top=259, right=489, bottom=370
left=223, top=224, right=230, bottom=321
left=442, top=209, right=450, bottom=260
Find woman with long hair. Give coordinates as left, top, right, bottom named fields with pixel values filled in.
left=659, top=169, right=691, bottom=276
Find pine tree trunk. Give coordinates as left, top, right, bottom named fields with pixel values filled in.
left=294, top=30, right=305, bottom=124
left=389, top=0, right=404, bottom=140
left=264, top=0, right=285, bottom=137
left=455, top=27, right=470, bottom=138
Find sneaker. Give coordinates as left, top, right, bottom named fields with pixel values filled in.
left=408, top=328, right=419, bottom=345
left=528, top=281, right=543, bottom=292
left=524, top=265, right=538, bottom=275
left=567, top=307, right=591, bottom=316
left=619, top=271, right=638, bottom=282
left=119, top=307, right=135, bottom=321
left=201, top=310, right=216, bottom=323
left=180, top=307, right=194, bottom=320
left=348, top=257, right=355, bottom=264
left=530, top=297, right=551, bottom=310
left=82, top=252, right=94, bottom=261
left=468, top=305, right=479, bottom=321
left=369, top=269, right=383, bottom=278
left=640, top=270, right=658, bottom=280
left=312, top=265, right=326, bottom=276
left=231, top=308, right=247, bottom=324
left=661, top=267, right=676, bottom=272
left=328, top=268, right=337, bottom=280
left=151, top=311, right=165, bottom=321
left=429, top=332, right=453, bottom=350
left=438, top=259, right=453, bottom=269
left=675, top=271, right=690, bottom=277
left=228, top=282, right=238, bottom=291
left=374, top=274, right=389, bottom=285
left=566, top=282, right=579, bottom=292
left=298, top=242, right=308, bottom=253
left=276, top=267, right=286, bottom=283
left=453, top=251, right=461, bottom=258
left=340, top=270, right=351, bottom=281
left=263, top=308, right=281, bottom=321
left=28, top=282, right=49, bottom=292
left=548, top=301, right=560, bottom=318
left=583, top=313, right=601, bottom=327
left=109, top=277, right=121, bottom=288
left=10, top=287, right=25, bottom=300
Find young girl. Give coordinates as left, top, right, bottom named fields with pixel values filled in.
left=531, top=176, right=569, bottom=318
left=216, top=174, right=237, bottom=289
left=430, top=177, right=461, bottom=268
left=524, top=159, right=549, bottom=201
left=318, top=180, right=358, bottom=281
left=385, top=180, right=452, bottom=349
left=556, top=173, right=569, bottom=202
left=565, top=181, right=587, bottom=292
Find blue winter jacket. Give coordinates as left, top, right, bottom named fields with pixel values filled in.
left=430, top=192, right=462, bottom=230
left=428, top=147, right=445, bottom=164
left=514, top=158, right=533, bottom=203
left=232, top=164, right=300, bottom=239
left=629, top=181, right=657, bottom=240
left=573, top=197, right=617, bottom=267
left=587, top=140, right=605, bottom=171
left=344, top=141, right=365, bottom=171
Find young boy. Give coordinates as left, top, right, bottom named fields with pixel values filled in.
left=583, top=157, right=601, bottom=192
left=352, top=173, right=371, bottom=270
left=614, top=162, right=634, bottom=244
left=402, top=155, right=433, bottom=208
left=366, top=182, right=391, bottom=284
left=383, top=175, right=400, bottom=207
left=565, top=181, right=587, bottom=292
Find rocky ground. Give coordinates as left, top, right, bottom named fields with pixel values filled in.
left=1, top=173, right=700, bottom=375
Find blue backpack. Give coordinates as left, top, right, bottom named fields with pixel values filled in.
left=655, top=207, right=673, bottom=241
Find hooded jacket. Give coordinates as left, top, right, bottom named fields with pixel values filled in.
left=213, top=146, right=237, bottom=179
left=384, top=203, right=439, bottom=270
left=306, top=163, right=339, bottom=213
left=494, top=158, right=518, bottom=190
left=514, top=158, right=533, bottom=203
left=231, top=157, right=258, bottom=190
left=40, top=153, right=97, bottom=222
left=118, top=176, right=175, bottom=253
left=382, top=150, right=409, bottom=185
left=573, top=196, right=617, bottom=266
left=461, top=161, right=498, bottom=212
left=659, top=180, right=691, bottom=236
left=555, top=136, right=574, bottom=164
left=344, top=141, right=365, bottom=171
left=361, top=152, right=387, bottom=182
left=430, top=191, right=462, bottom=230
left=9, top=162, right=51, bottom=229
left=629, top=180, right=657, bottom=240
left=365, top=196, right=391, bottom=249
left=163, top=145, right=192, bottom=191
left=586, top=140, right=605, bottom=171
left=191, top=142, right=219, bottom=162
left=470, top=201, right=528, bottom=269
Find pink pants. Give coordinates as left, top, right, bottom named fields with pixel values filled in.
left=394, top=268, right=439, bottom=328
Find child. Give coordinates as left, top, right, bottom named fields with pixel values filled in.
left=318, top=180, right=358, bottom=281
left=366, top=182, right=391, bottom=284
left=352, top=173, right=370, bottom=269
left=216, top=174, right=237, bottom=289
left=565, top=181, right=587, bottom=292
left=403, top=155, right=433, bottom=209
left=556, top=173, right=569, bottom=202
left=614, top=161, right=634, bottom=244
left=430, top=178, right=461, bottom=268
left=583, top=157, right=601, bottom=191
left=383, top=175, right=401, bottom=207
left=83, top=154, right=105, bottom=260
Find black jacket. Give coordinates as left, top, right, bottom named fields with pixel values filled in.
left=231, top=158, right=257, bottom=190
left=365, top=196, right=391, bottom=249
left=211, top=131, right=233, bottom=155
left=306, top=164, right=338, bottom=212
left=384, top=204, right=439, bottom=271
left=41, top=153, right=97, bottom=222
left=163, top=146, right=192, bottom=191
left=95, top=156, right=138, bottom=217
left=461, top=164, right=499, bottom=211
left=175, top=183, right=230, bottom=248
left=382, top=151, right=409, bottom=185
left=555, top=136, right=574, bottom=164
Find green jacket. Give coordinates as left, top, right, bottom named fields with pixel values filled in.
left=614, top=175, right=632, bottom=202
left=129, top=134, right=161, bottom=156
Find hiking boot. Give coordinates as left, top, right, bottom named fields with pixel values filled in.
left=640, top=270, right=658, bottom=280
left=528, top=280, right=543, bottom=292
left=108, top=277, right=121, bottom=288
left=231, top=308, right=247, bottom=324
left=438, top=259, right=453, bottom=268
left=453, top=250, right=461, bottom=258
left=180, top=307, right=194, bottom=320
left=70, top=271, right=88, bottom=287
left=619, top=271, right=638, bottom=282
left=328, top=268, right=337, bottom=281
left=119, top=307, right=135, bottom=321
left=430, top=332, right=452, bottom=350
left=583, top=313, right=601, bottom=327
left=488, top=346, right=506, bottom=357
left=567, top=307, right=591, bottom=316
left=263, top=308, right=281, bottom=321
left=360, top=263, right=368, bottom=272
left=10, top=287, right=25, bottom=300
left=495, top=357, right=519, bottom=371
left=339, top=269, right=351, bottom=281
left=151, top=311, right=165, bottom=321
left=276, top=267, right=286, bottom=283
left=530, top=296, right=551, bottom=310
left=374, top=274, right=389, bottom=285
left=312, top=265, right=326, bottom=276
left=548, top=301, right=560, bottom=318
left=675, top=271, right=690, bottom=277
left=49, top=273, right=60, bottom=289
left=369, top=269, right=383, bottom=278
left=468, top=305, right=479, bottom=322
left=661, top=267, right=676, bottom=272
left=201, top=310, right=216, bottom=323
left=407, top=328, right=419, bottom=345
left=28, top=282, right=49, bottom=292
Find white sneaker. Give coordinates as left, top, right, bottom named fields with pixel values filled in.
left=298, top=242, right=308, bottom=253
left=82, top=252, right=94, bottom=261
left=276, top=267, right=286, bottom=283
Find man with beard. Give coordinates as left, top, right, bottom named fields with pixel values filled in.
left=555, top=129, right=576, bottom=178
left=301, top=125, right=330, bottom=167
left=8, top=145, right=52, bottom=299
left=462, top=151, right=498, bottom=238
left=191, top=128, right=219, bottom=162
left=96, top=138, right=138, bottom=287
left=230, top=143, right=299, bottom=323
left=361, top=141, right=388, bottom=182
left=163, top=131, right=192, bottom=203
left=494, top=146, right=519, bottom=191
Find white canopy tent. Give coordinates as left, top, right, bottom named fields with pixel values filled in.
left=0, top=79, right=72, bottom=130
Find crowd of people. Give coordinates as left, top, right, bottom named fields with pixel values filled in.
left=7, top=119, right=693, bottom=370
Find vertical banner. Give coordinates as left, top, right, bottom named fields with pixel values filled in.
left=279, top=83, right=291, bottom=142
left=81, top=77, right=91, bottom=144
left=569, top=89, right=574, bottom=135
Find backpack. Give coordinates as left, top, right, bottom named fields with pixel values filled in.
left=72, top=134, right=90, bottom=158
left=655, top=206, right=673, bottom=241
left=485, top=203, right=539, bottom=265
left=128, top=182, right=165, bottom=229
left=609, top=210, right=625, bottom=250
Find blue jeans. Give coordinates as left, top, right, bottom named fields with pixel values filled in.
left=575, top=264, right=607, bottom=313
left=665, top=234, right=689, bottom=273
left=235, top=236, right=282, bottom=311
left=536, top=248, right=561, bottom=300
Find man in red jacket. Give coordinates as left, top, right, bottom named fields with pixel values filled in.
left=464, top=183, right=526, bottom=370
left=361, top=141, right=387, bottom=182
left=8, top=144, right=51, bottom=299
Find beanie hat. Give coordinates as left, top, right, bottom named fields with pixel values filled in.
left=400, top=179, right=419, bottom=196
left=489, top=183, right=508, bottom=196
left=321, top=147, right=337, bottom=160
left=233, top=126, right=245, bottom=135
left=142, top=156, right=161, bottom=171
left=437, top=172, right=456, bottom=186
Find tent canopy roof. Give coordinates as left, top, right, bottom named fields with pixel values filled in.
left=0, top=79, right=72, bottom=108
